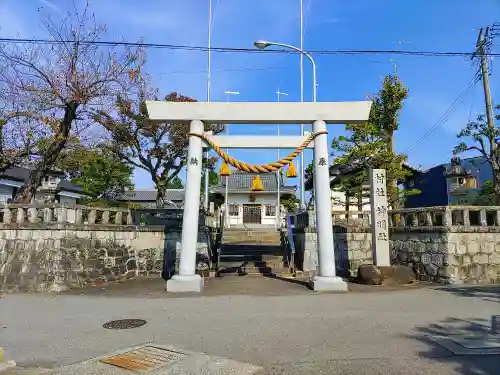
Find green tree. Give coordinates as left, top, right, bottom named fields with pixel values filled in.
left=168, top=176, right=184, bottom=189
left=454, top=105, right=500, bottom=204
left=200, top=170, right=219, bottom=193
left=64, top=149, right=134, bottom=199
left=330, top=75, right=417, bottom=208
left=281, top=194, right=300, bottom=212
left=370, top=74, right=409, bottom=208
left=473, top=180, right=495, bottom=206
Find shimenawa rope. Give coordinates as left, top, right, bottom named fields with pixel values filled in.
left=187, top=130, right=327, bottom=173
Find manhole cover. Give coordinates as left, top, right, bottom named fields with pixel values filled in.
left=101, top=346, right=187, bottom=373
left=103, top=319, right=147, bottom=330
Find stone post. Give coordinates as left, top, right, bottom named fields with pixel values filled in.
left=2, top=207, right=11, bottom=224
left=28, top=207, right=38, bottom=223
left=43, top=208, right=52, bottom=223
left=75, top=208, right=83, bottom=224
left=115, top=211, right=123, bottom=225
left=444, top=207, right=453, bottom=227
left=462, top=208, right=470, bottom=227
left=369, top=169, right=390, bottom=266
left=102, top=210, right=110, bottom=224
left=126, top=211, right=133, bottom=225
left=311, top=120, right=347, bottom=292
left=16, top=208, right=25, bottom=224
left=166, top=119, right=204, bottom=293
left=87, top=209, right=96, bottom=225
left=480, top=209, right=487, bottom=227
left=57, top=207, right=67, bottom=223
left=425, top=211, right=433, bottom=227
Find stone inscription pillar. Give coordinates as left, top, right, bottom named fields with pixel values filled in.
left=369, top=168, right=390, bottom=266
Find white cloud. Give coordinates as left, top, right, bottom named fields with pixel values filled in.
left=0, top=4, right=26, bottom=37
left=38, top=0, right=63, bottom=15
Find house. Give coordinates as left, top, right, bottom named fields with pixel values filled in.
left=0, top=166, right=87, bottom=205
left=115, top=189, right=185, bottom=208
left=209, top=171, right=296, bottom=226
left=305, top=163, right=371, bottom=213
left=403, top=156, right=489, bottom=208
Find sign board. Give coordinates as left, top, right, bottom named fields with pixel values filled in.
left=369, top=169, right=390, bottom=266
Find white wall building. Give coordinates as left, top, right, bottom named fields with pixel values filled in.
left=0, top=167, right=87, bottom=205
left=210, top=171, right=297, bottom=227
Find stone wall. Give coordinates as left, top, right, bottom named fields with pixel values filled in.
left=290, top=206, right=500, bottom=285
left=0, top=204, right=214, bottom=293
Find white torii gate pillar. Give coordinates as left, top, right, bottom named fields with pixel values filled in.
left=146, top=101, right=372, bottom=293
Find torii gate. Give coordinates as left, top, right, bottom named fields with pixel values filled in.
left=146, top=101, right=372, bottom=293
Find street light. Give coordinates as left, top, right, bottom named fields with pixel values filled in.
left=253, top=40, right=317, bottom=102
left=254, top=40, right=318, bottom=209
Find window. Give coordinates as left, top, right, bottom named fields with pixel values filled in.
left=265, top=205, right=276, bottom=217
left=229, top=204, right=239, bottom=216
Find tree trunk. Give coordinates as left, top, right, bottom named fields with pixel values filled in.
left=387, top=130, right=400, bottom=210
left=357, top=190, right=363, bottom=221
left=494, top=172, right=500, bottom=206
left=13, top=103, right=77, bottom=204
left=155, top=185, right=166, bottom=208
left=345, top=192, right=351, bottom=221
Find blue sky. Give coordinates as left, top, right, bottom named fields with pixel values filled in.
left=1, top=0, right=499, bottom=189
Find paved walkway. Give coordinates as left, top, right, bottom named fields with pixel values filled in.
left=1, top=277, right=500, bottom=374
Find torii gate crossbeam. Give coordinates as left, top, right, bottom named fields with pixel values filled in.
left=146, top=101, right=372, bottom=293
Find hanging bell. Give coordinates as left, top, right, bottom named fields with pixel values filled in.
left=250, top=175, right=264, bottom=191
left=286, top=161, right=298, bottom=178
left=219, top=162, right=231, bottom=177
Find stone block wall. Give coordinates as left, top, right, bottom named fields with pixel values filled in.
left=290, top=206, right=500, bottom=285
left=0, top=204, right=214, bottom=293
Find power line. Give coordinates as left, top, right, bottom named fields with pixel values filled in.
left=405, top=73, right=481, bottom=154
left=0, top=37, right=498, bottom=57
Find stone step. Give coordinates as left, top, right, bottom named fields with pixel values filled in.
left=222, top=234, right=281, bottom=242
left=219, top=258, right=283, bottom=268
left=218, top=263, right=287, bottom=276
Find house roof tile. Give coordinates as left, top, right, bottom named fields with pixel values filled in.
left=210, top=171, right=296, bottom=193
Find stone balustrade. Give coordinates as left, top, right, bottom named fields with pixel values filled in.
left=390, top=206, right=500, bottom=230
left=0, top=203, right=133, bottom=227
left=0, top=203, right=217, bottom=229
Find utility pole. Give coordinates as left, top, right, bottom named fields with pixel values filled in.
left=477, top=27, right=496, bottom=156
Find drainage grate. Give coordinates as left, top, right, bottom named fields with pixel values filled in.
left=103, top=319, right=147, bottom=330
left=101, top=346, right=187, bottom=373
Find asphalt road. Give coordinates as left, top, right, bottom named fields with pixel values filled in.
left=1, top=279, right=500, bottom=375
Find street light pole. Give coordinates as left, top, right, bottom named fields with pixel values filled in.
left=254, top=40, right=317, bottom=209
left=223, top=89, right=239, bottom=227
left=300, top=0, right=305, bottom=210
left=276, top=88, right=288, bottom=229
left=254, top=41, right=317, bottom=107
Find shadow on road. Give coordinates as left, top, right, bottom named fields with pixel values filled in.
left=407, top=316, right=500, bottom=375
left=434, top=285, right=500, bottom=304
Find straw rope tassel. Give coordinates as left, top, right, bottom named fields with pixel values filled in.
left=188, top=130, right=327, bottom=173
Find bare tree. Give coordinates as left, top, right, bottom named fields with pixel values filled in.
left=454, top=105, right=500, bottom=204
left=0, top=2, right=145, bottom=203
